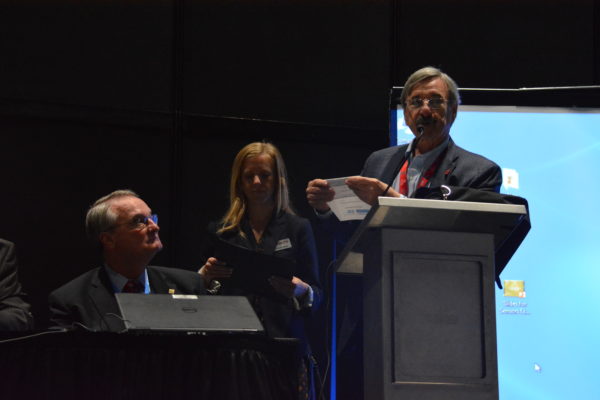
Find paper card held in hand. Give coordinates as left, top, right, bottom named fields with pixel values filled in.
left=326, top=177, right=371, bottom=221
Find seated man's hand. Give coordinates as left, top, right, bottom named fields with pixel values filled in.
left=345, top=176, right=400, bottom=206
left=306, top=179, right=335, bottom=212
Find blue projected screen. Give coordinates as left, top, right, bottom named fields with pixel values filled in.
left=396, top=105, right=600, bottom=400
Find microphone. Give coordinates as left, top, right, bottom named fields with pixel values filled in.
left=413, top=124, right=426, bottom=154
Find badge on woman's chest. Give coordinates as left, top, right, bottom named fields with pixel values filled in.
left=275, top=238, right=292, bottom=252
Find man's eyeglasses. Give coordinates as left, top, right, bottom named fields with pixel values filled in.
left=131, top=214, right=158, bottom=230
left=110, top=214, right=158, bottom=231
left=406, top=97, right=447, bottom=110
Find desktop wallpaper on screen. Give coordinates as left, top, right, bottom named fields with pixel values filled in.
left=396, top=105, right=600, bottom=400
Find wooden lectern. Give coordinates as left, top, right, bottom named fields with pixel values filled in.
left=336, top=196, right=529, bottom=400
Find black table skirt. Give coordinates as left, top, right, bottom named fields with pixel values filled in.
left=0, top=331, right=300, bottom=400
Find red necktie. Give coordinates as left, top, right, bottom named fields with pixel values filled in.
left=122, top=279, right=143, bottom=293
left=398, top=148, right=449, bottom=196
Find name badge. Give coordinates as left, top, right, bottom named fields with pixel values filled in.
left=275, top=238, right=292, bottom=252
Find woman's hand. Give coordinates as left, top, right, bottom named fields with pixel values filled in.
left=268, top=275, right=310, bottom=299
left=198, top=257, right=233, bottom=286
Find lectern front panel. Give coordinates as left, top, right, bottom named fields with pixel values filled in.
left=362, top=228, right=499, bottom=400
left=392, top=254, right=484, bottom=380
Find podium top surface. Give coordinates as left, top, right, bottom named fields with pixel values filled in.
left=336, top=197, right=528, bottom=274
left=368, top=197, right=526, bottom=230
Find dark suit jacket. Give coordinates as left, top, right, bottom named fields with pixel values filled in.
left=48, top=265, right=205, bottom=332
left=322, top=138, right=502, bottom=244
left=202, top=211, right=321, bottom=354
left=0, top=239, right=34, bottom=331
left=362, top=137, right=502, bottom=193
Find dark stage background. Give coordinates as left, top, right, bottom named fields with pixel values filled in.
left=1, top=0, right=598, bottom=391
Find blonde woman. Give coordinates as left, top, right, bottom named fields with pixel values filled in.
left=199, top=142, right=321, bottom=399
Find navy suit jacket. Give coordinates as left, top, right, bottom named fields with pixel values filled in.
left=202, top=211, right=321, bottom=354
left=48, top=265, right=205, bottom=332
left=322, top=138, right=502, bottom=244
left=0, top=239, right=34, bottom=331
left=361, top=138, right=502, bottom=192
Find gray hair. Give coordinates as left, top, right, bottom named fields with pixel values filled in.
left=399, top=66, right=461, bottom=108
left=85, top=189, right=139, bottom=243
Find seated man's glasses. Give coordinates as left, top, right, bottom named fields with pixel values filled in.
left=110, top=214, right=158, bottom=231
left=406, top=97, right=447, bottom=110
left=130, top=214, right=158, bottom=230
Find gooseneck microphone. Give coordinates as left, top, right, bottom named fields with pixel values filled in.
left=413, top=125, right=425, bottom=150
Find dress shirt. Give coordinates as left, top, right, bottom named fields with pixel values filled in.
left=392, top=136, right=450, bottom=197
left=104, top=265, right=150, bottom=294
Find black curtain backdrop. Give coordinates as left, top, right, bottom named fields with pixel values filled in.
left=0, top=0, right=598, bottom=397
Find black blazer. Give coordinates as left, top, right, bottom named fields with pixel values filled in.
left=321, top=138, right=502, bottom=244
left=202, top=211, right=321, bottom=354
left=361, top=138, right=502, bottom=192
left=0, top=239, right=34, bottom=331
left=48, top=265, right=205, bottom=332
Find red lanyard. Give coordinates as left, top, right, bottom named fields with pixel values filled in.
left=398, top=149, right=448, bottom=196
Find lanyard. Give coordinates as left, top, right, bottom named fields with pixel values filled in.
left=398, top=149, right=448, bottom=196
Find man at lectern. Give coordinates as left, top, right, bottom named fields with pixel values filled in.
left=305, top=66, right=502, bottom=400
left=307, top=65, right=501, bottom=216
left=48, top=190, right=204, bottom=331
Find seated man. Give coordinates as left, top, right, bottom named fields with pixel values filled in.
left=49, top=189, right=204, bottom=331
left=0, top=238, right=34, bottom=331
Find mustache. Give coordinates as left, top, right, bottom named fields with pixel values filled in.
left=416, top=116, right=437, bottom=126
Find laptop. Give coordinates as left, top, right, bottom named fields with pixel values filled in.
left=115, top=293, right=264, bottom=334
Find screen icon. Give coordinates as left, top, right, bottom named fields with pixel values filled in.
left=504, top=280, right=526, bottom=298
left=502, top=168, right=520, bottom=190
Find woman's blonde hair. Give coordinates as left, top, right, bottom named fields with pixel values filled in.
left=219, top=142, right=292, bottom=235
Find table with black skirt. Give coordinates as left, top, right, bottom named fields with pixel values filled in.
left=0, top=331, right=300, bottom=400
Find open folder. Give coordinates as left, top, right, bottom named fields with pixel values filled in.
left=214, top=238, right=295, bottom=296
